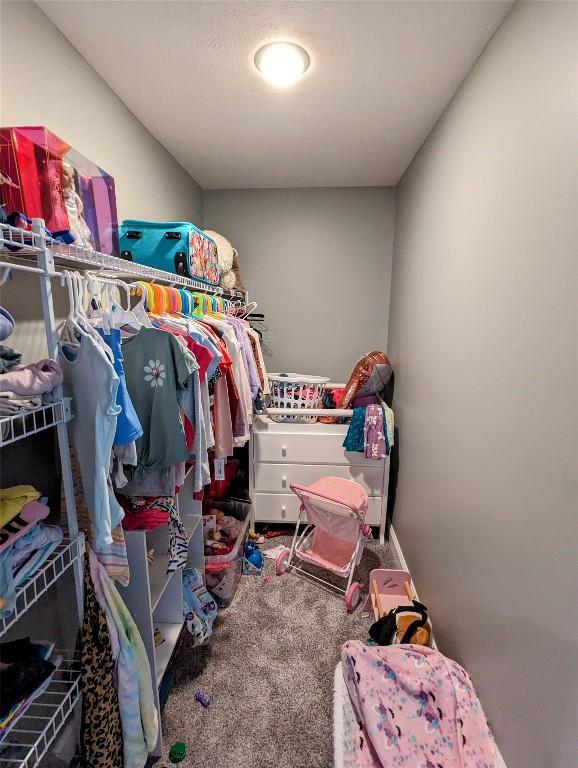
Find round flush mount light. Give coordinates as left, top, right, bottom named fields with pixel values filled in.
left=254, top=42, right=310, bottom=87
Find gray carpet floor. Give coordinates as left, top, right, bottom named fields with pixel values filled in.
left=160, top=536, right=397, bottom=768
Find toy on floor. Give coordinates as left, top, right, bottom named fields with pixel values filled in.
left=242, top=540, right=264, bottom=575
left=169, top=742, right=187, bottom=763
left=245, top=540, right=264, bottom=570
left=263, top=544, right=289, bottom=562
left=276, top=476, right=373, bottom=611
left=264, top=525, right=293, bottom=538
left=248, top=528, right=265, bottom=544
left=195, top=689, right=210, bottom=708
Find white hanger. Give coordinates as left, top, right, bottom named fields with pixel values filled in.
left=71, top=272, right=86, bottom=320
left=128, top=281, right=153, bottom=328
left=237, top=300, right=257, bottom=319
left=109, top=279, right=142, bottom=333
left=59, top=270, right=89, bottom=343
left=87, top=273, right=142, bottom=333
left=82, top=273, right=111, bottom=332
left=72, top=272, right=105, bottom=343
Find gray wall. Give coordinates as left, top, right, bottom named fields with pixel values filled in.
left=387, top=3, right=578, bottom=767
left=1, top=1, right=203, bottom=224
left=204, top=187, right=395, bottom=380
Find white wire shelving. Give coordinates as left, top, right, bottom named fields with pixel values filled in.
left=0, top=218, right=245, bottom=764
left=0, top=222, right=246, bottom=299
left=0, top=658, right=81, bottom=768
left=0, top=219, right=88, bottom=768
left=0, top=225, right=44, bottom=254
left=0, top=400, right=71, bottom=449
left=0, top=536, right=84, bottom=639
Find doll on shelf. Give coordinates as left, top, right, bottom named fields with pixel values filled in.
left=61, top=163, right=94, bottom=249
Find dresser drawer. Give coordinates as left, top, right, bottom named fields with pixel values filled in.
left=254, top=431, right=377, bottom=466
left=254, top=493, right=383, bottom=526
left=254, top=462, right=384, bottom=496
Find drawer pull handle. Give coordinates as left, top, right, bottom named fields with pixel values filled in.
left=281, top=475, right=287, bottom=487
left=281, top=505, right=286, bottom=518
left=281, top=444, right=287, bottom=457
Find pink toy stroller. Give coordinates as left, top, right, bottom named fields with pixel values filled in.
left=275, top=476, right=372, bottom=611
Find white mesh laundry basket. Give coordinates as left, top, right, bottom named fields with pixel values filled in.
left=267, top=373, right=330, bottom=423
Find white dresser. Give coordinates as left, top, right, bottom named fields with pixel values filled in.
left=251, top=416, right=389, bottom=543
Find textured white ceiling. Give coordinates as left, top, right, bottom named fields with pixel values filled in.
left=39, top=1, right=512, bottom=189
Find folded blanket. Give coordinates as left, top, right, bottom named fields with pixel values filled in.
left=341, top=641, right=496, bottom=768
left=0, top=393, right=42, bottom=416
left=0, top=359, right=63, bottom=395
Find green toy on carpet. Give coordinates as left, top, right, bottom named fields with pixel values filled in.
left=169, top=742, right=186, bottom=763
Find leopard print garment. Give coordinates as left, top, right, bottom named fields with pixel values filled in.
left=80, top=553, right=123, bottom=767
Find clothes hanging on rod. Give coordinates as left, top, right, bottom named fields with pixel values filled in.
left=246, top=310, right=273, bottom=362
left=57, top=271, right=267, bottom=581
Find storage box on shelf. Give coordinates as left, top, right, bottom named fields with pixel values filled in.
left=0, top=125, right=120, bottom=256
left=252, top=416, right=390, bottom=544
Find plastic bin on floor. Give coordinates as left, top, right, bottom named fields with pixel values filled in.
left=204, top=499, right=251, bottom=607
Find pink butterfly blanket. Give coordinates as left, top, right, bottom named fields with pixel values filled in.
left=341, top=641, right=496, bottom=768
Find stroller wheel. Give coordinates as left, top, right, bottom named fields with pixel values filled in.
left=275, top=548, right=290, bottom=576
left=345, top=582, right=361, bottom=612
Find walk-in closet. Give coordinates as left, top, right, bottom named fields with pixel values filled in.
left=0, top=2, right=575, bottom=768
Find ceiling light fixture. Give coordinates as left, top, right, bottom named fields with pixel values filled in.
left=254, top=42, right=310, bottom=87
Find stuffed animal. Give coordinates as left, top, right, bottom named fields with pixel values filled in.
left=204, top=230, right=234, bottom=273
left=205, top=527, right=222, bottom=543
left=230, top=249, right=245, bottom=291
left=369, top=600, right=432, bottom=647
left=219, top=515, right=243, bottom=541
left=248, top=529, right=265, bottom=544
left=205, top=539, right=230, bottom=554
left=204, top=229, right=246, bottom=292
left=220, top=270, right=237, bottom=291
